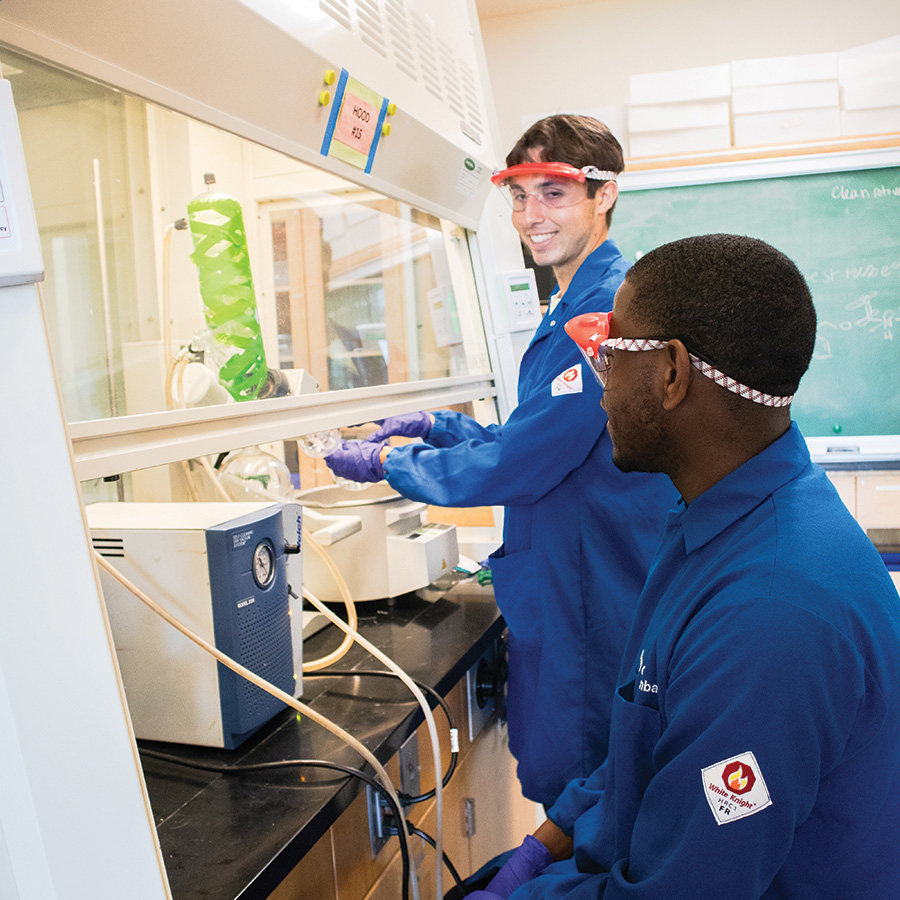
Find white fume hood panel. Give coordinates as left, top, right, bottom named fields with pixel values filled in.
left=0, top=0, right=498, bottom=229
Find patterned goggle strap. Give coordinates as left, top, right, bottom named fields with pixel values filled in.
left=606, top=338, right=794, bottom=408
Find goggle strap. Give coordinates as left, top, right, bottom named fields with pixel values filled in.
left=490, top=162, right=619, bottom=186
left=689, top=358, right=793, bottom=408
left=606, top=339, right=793, bottom=408
left=581, top=166, right=619, bottom=182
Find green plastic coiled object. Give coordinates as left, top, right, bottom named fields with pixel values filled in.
left=187, top=173, right=268, bottom=401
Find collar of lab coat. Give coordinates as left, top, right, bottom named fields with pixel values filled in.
left=676, top=422, right=810, bottom=554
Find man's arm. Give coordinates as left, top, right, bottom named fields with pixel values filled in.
left=533, top=818, right=574, bottom=862
left=382, top=354, right=607, bottom=508
left=509, top=595, right=871, bottom=900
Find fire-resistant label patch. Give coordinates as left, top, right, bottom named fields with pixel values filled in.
left=551, top=363, right=583, bottom=396
left=701, top=751, right=772, bottom=826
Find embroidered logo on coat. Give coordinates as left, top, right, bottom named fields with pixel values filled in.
left=701, top=751, right=772, bottom=825
left=551, top=363, right=583, bottom=396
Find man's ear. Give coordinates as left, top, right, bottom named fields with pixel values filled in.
left=661, top=340, right=692, bottom=411
left=595, top=180, right=618, bottom=216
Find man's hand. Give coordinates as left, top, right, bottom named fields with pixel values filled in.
left=365, top=411, right=434, bottom=442
left=482, top=834, right=554, bottom=898
left=324, top=440, right=386, bottom=483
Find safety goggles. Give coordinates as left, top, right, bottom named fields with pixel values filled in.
left=490, top=162, right=618, bottom=212
left=564, top=311, right=793, bottom=408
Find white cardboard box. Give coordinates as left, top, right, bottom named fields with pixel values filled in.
left=732, top=80, right=839, bottom=115
left=842, top=106, right=900, bottom=136
left=629, top=124, right=732, bottom=158
left=839, top=52, right=900, bottom=85
left=628, top=100, right=730, bottom=133
left=733, top=106, right=841, bottom=146
left=842, top=77, right=900, bottom=111
left=732, top=52, right=838, bottom=87
left=630, top=64, right=731, bottom=105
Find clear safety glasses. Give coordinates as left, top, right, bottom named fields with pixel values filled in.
left=490, top=162, right=618, bottom=212
left=564, top=311, right=794, bottom=408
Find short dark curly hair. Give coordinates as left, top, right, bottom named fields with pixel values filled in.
left=506, top=114, right=624, bottom=224
left=625, top=234, right=817, bottom=397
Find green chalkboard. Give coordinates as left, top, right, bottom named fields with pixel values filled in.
left=614, top=153, right=900, bottom=441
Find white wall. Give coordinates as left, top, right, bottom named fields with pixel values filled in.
left=479, top=0, right=900, bottom=151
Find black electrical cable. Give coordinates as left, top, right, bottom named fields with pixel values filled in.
left=138, top=748, right=412, bottom=900
left=401, top=822, right=465, bottom=890
left=304, top=669, right=459, bottom=804
left=305, top=669, right=452, bottom=723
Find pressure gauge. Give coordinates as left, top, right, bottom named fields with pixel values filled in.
left=252, top=540, right=276, bottom=589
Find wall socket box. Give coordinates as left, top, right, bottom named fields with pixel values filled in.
left=366, top=731, right=420, bottom=857
left=466, top=635, right=507, bottom=742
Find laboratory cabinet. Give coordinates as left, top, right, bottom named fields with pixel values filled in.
left=824, top=468, right=900, bottom=535
left=139, top=582, right=538, bottom=900
left=268, top=681, right=535, bottom=900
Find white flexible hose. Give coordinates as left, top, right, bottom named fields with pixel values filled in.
left=300, top=527, right=358, bottom=671
left=199, top=455, right=233, bottom=502
left=201, top=463, right=358, bottom=670
left=302, top=582, right=444, bottom=900
left=93, top=551, right=407, bottom=837
left=194, top=457, right=443, bottom=895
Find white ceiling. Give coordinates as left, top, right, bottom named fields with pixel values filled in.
left=475, top=0, right=595, bottom=20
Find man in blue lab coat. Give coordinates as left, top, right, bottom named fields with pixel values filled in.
left=463, top=233, right=900, bottom=900
left=325, top=115, right=675, bottom=812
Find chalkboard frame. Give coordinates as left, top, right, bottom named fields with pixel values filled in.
left=616, top=140, right=900, bottom=465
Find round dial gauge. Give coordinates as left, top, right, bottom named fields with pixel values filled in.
left=252, top=541, right=276, bottom=588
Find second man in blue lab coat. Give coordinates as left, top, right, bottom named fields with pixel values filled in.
left=325, top=115, right=676, bottom=814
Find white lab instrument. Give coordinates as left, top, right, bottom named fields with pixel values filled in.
left=297, top=483, right=458, bottom=604
left=88, top=501, right=304, bottom=749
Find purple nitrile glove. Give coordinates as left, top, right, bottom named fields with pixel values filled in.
left=461, top=892, right=503, bottom=900
left=324, top=440, right=386, bottom=483
left=365, top=411, right=433, bottom=442
left=484, top=835, right=553, bottom=898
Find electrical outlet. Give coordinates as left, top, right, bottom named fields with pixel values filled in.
left=463, top=797, right=476, bottom=838
left=366, top=784, right=391, bottom=858
left=366, top=732, right=420, bottom=858
left=398, top=731, right=421, bottom=798
left=466, top=635, right=507, bottom=741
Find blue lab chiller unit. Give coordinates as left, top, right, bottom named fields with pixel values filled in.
left=88, top=502, right=303, bottom=749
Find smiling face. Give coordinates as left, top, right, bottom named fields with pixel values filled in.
left=509, top=149, right=614, bottom=292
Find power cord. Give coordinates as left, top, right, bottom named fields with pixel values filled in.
left=92, top=551, right=409, bottom=889
left=385, top=814, right=465, bottom=892
left=304, top=669, right=459, bottom=805
left=300, top=585, right=446, bottom=899
left=139, top=748, right=412, bottom=900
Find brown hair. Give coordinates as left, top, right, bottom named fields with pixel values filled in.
left=506, top=114, right=624, bottom=223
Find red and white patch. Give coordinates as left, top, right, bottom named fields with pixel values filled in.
left=701, top=751, right=772, bottom=826
left=551, top=363, right=583, bottom=396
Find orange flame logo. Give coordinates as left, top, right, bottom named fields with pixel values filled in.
left=722, top=760, right=756, bottom=795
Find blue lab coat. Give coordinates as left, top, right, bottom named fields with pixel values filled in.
left=526, top=424, right=900, bottom=899
left=383, top=240, right=676, bottom=808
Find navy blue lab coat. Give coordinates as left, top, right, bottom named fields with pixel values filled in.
left=527, top=424, right=900, bottom=899
left=383, top=239, right=676, bottom=808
